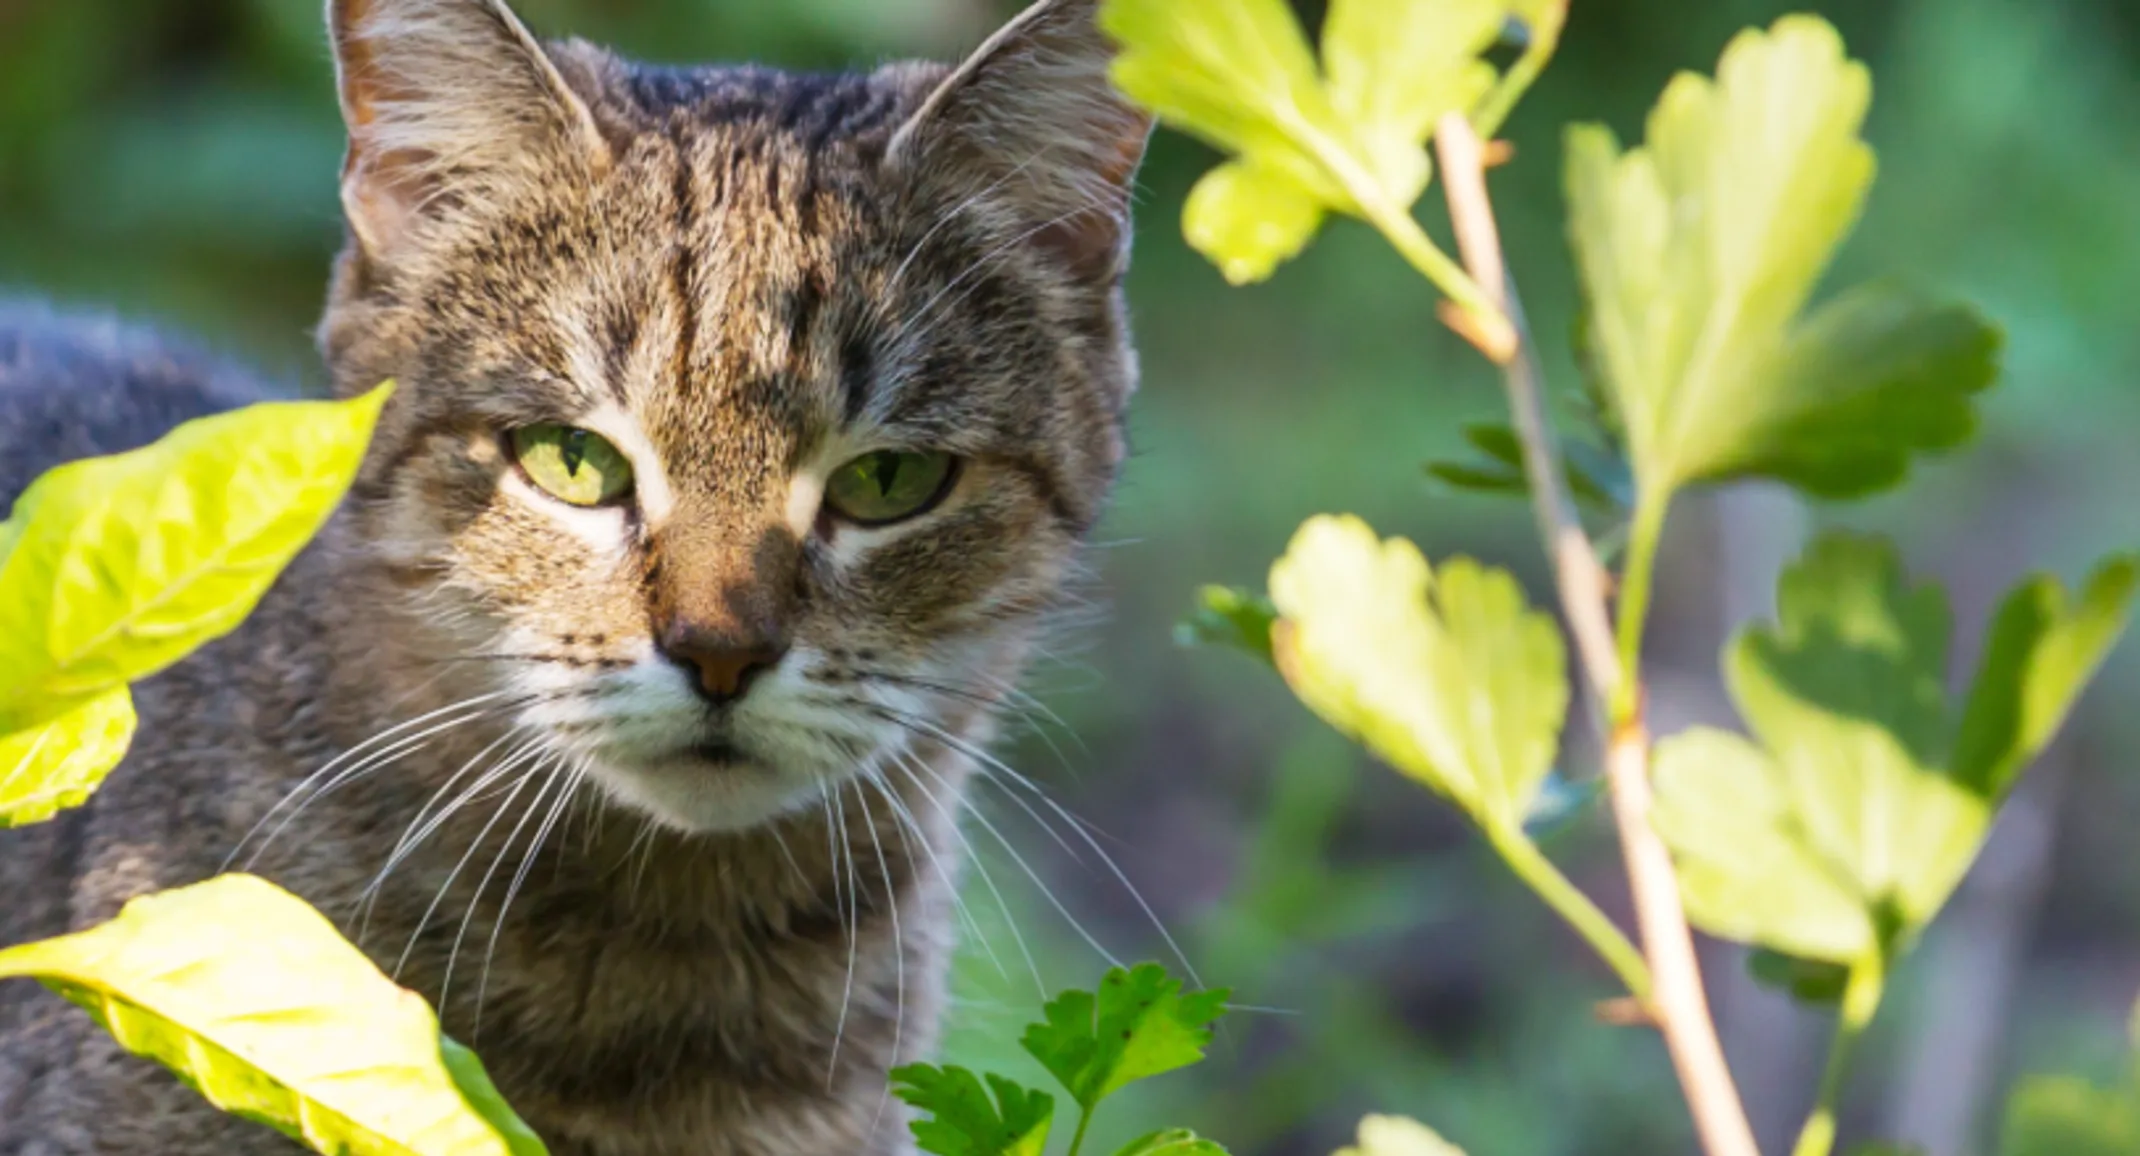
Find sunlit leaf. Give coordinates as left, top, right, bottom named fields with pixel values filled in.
left=0, top=686, right=135, bottom=828
left=1113, top=1128, right=1230, bottom=1156
left=1334, top=1114, right=1469, bottom=1156
left=1564, top=17, right=1998, bottom=501
left=1019, top=962, right=1229, bottom=1113
left=1175, top=585, right=1278, bottom=664
left=0, top=873, right=545, bottom=1156
left=0, top=384, right=392, bottom=730
left=890, top=1064, right=1053, bottom=1156
left=1653, top=533, right=2135, bottom=963
left=1267, top=514, right=1567, bottom=833
left=1102, top=0, right=1527, bottom=282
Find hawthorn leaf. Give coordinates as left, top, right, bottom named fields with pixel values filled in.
left=890, top=1064, right=1053, bottom=1156
left=1321, top=0, right=1506, bottom=197
left=1267, top=514, right=1567, bottom=832
left=0, top=384, right=391, bottom=730
left=1175, top=585, right=1278, bottom=664
left=1113, top=1129, right=1230, bottom=1156
left=1999, top=1076, right=2140, bottom=1156
left=1019, top=962, right=1228, bottom=1112
left=1952, top=554, right=2140, bottom=798
left=0, top=686, right=136, bottom=828
left=1184, top=161, right=1326, bottom=286
left=0, top=873, right=545, bottom=1156
left=1335, top=1114, right=1469, bottom=1156
left=1564, top=17, right=1996, bottom=501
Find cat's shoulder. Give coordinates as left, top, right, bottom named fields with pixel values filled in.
left=0, top=299, right=290, bottom=506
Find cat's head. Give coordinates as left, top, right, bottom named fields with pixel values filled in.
left=316, top=0, right=1148, bottom=833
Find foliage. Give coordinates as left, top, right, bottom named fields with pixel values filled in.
left=894, top=963, right=1231, bottom=1156
left=0, top=387, right=551, bottom=1155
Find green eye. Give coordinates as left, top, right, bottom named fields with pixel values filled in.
left=824, top=450, right=957, bottom=525
left=510, top=424, right=635, bottom=507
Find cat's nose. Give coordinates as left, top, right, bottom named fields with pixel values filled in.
left=658, top=632, right=787, bottom=705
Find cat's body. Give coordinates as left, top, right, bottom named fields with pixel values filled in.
left=0, top=2, right=1149, bottom=1152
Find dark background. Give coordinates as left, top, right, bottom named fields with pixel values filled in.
left=6, top=0, right=2140, bottom=1152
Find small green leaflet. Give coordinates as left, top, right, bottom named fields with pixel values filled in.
left=1020, top=963, right=1229, bottom=1113
left=1101, top=0, right=1517, bottom=283
left=1174, top=585, right=1277, bottom=664
left=1336, top=1114, right=1469, bottom=1156
left=1652, top=533, right=2137, bottom=963
left=0, top=384, right=391, bottom=732
left=1113, top=1130, right=1229, bottom=1155
left=0, top=873, right=546, bottom=1156
left=1424, top=422, right=1632, bottom=514
left=0, top=686, right=136, bottom=828
left=890, top=1065, right=1053, bottom=1156
left=1266, top=514, right=1568, bottom=835
left=2000, top=1077, right=2140, bottom=1156
left=1563, top=16, right=1999, bottom=502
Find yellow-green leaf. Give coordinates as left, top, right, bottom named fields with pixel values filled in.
left=0, top=874, right=546, bottom=1156
left=1115, top=1129, right=1229, bottom=1156
left=1335, top=1114, right=1468, bottom=1156
left=0, top=686, right=136, bottom=828
left=1183, top=161, right=1326, bottom=285
left=1322, top=0, right=1504, bottom=197
left=0, top=384, right=391, bottom=730
left=1653, top=533, right=2133, bottom=963
left=1267, top=514, right=1566, bottom=832
left=1564, top=17, right=1998, bottom=501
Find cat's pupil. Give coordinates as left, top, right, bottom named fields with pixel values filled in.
left=561, top=429, right=588, bottom=476
left=866, top=453, right=899, bottom=497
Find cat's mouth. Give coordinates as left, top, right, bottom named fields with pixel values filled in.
left=685, top=739, right=747, bottom=764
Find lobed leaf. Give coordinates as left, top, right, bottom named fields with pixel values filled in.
left=890, top=1064, right=1053, bottom=1156
left=1564, top=17, right=1998, bottom=502
left=1653, top=532, right=2136, bottom=964
left=1334, top=1114, right=1469, bottom=1156
left=0, top=686, right=136, bottom=828
left=1175, top=585, right=1278, bottom=665
left=1267, top=514, right=1567, bottom=833
left=0, top=873, right=544, bottom=1156
left=1999, top=1076, right=2140, bottom=1156
left=0, top=385, right=391, bottom=731
left=1019, top=962, right=1229, bottom=1114
left=1113, top=1129, right=1230, bottom=1156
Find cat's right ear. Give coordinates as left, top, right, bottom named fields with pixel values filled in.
left=329, top=0, right=609, bottom=261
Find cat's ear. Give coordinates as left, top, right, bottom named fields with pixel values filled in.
left=328, top=0, right=609, bottom=260
left=887, top=0, right=1152, bottom=282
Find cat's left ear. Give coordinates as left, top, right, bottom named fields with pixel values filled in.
left=887, top=0, right=1151, bottom=283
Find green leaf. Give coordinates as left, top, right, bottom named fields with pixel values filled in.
left=1019, top=962, right=1229, bottom=1113
left=1335, top=1114, right=1469, bottom=1156
left=1653, top=533, right=2134, bottom=964
left=1113, top=1129, right=1230, bottom=1156
left=890, top=1064, right=1053, bottom=1156
left=1266, top=514, right=1567, bottom=833
left=1102, top=0, right=1522, bottom=283
left=0, top=873, right=545, bottom=1156
left=1746, top=948, right=1850, bottom=1005
left=1952, top=555, right=2140, bottom=797
left=0, top=686, right=136, bottom=827
left=1175, top=585, right=1277, bottom=663
left=0, top=384, right=391, bottom=730
left=1564, top=17, right=1998, bottom=501
left=1424, top=422, right=1632, bottom=513
left=2000, top=1076, right=2140, bottom=1156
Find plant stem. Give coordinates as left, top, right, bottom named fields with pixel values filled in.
left=1489, top=824, right=1653, bottom=998
left=1791, top=960, right=1887, bottom=1156
left=1434, top=113, right=1761, bottom=1156
left=1067, top=1107, right=1094, bottom=1156
left=1474, top=0, right=1569, bottom=139
left=1612, top=490, right=1670, bottom=723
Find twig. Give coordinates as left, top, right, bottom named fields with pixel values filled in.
left=1433, top=112, right=1761, bottom=1156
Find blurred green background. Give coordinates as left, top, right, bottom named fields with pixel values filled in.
left=6, top=0, right=2140, bottom=1152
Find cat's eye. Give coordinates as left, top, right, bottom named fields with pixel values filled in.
left=510, top=424, right=635, bottom=507
left=823, top=450, right=957, bottom=526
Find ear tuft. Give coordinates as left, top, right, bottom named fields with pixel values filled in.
left=330, top=0, right=610, bottom=260
left=888, top=0, right=1152, bottom=282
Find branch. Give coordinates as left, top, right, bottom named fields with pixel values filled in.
left=1433, top=112, right=1761, bottom=1156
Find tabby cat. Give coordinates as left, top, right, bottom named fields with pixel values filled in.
left=0, top=0, right=1149, bottom=1151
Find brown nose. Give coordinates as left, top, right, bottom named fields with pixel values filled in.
left=658, top=631, right=786, bottom=704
